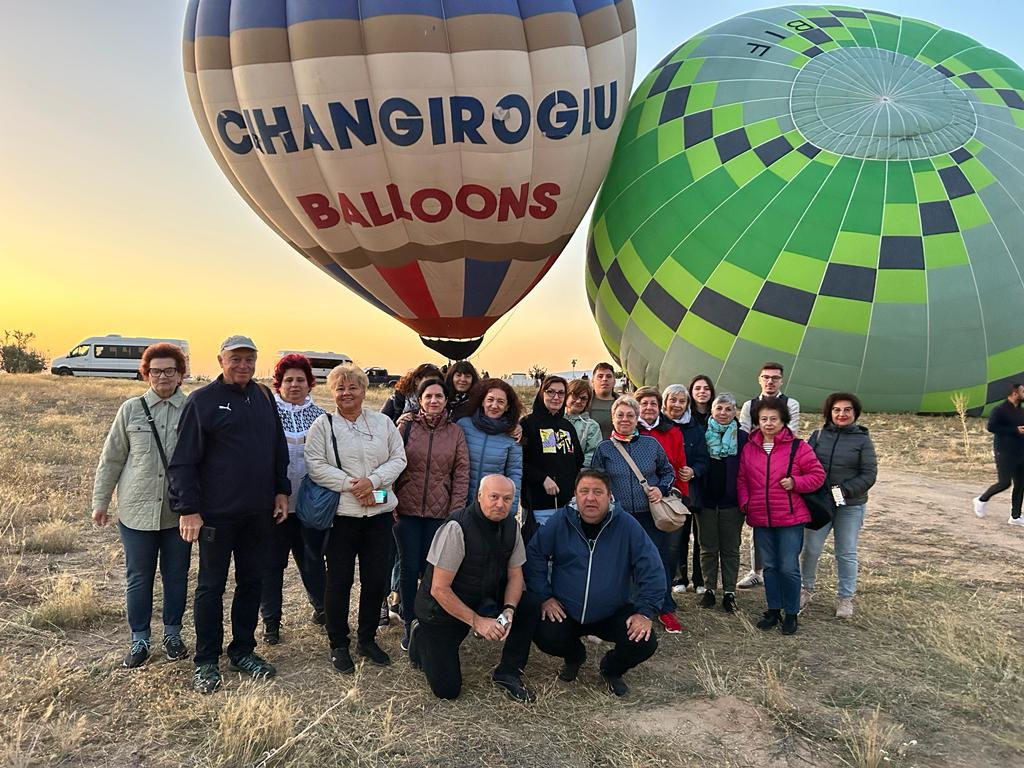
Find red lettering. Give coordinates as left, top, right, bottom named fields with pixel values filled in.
left=337, top=193, right=370, bottom=227
left=386, top=183, right=413, bottom=221
left=529, top=182, right=560, bottom=219
left=411, top=188, right=453, bottom=223
left=498, top=183, right=530, bottom=222
left=297, top=193, right=340, bottom=229
left=456, top=184, right=498, bottom=220
left=361, top=191, right=395, bottom=226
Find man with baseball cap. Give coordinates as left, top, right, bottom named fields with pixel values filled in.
left=169, top=335, right=290, bottom=693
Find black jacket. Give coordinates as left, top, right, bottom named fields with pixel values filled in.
left=519, top=393, right=583, bottom=512
left=703, top=428, right=748, bottom=509
left=168, top=375, right=289, bottom=521
left=809, top=423, right=878, bottom=506
left=987, top=399, right=1024, bottom=456
left=671, top=418, right=710, bottom=507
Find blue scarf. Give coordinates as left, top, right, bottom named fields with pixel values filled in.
left=705, top=419, right=738, bottom=458
left=471, top=408, right=512, bottom=436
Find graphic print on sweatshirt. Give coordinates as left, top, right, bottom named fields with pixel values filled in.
left=540, top=428, right=576, bottom=455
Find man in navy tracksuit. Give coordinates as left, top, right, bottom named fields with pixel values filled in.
left=169, top=335, right=290, bottom=694
left=524, top=469, right=664, bottom=697
left=975, top=381, right=1024, bottom=526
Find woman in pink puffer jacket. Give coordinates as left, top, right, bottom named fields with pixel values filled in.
left=738, top=397, right=824, bottom=636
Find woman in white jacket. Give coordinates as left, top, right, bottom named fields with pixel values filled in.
left=305, top=364, right=407, bottom=674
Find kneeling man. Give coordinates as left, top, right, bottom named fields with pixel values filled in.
left=410, top=474, right=540, bottom=701
left=525, top=469, right=664, bottom=696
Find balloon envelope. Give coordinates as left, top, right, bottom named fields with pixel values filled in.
left=588, top=5, right=1024, bottom=412
left=184, top=0, right=636, bottom=358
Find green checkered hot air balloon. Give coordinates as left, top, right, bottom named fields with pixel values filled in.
left=587, top=5, right=1024, bottom=413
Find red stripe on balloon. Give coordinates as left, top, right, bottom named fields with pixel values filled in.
left=375, top=262, right=439, bottom=319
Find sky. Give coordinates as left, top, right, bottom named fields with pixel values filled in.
left=3, top=0, right=1024, bottom=377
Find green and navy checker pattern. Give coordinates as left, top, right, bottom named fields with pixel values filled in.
left=587, top=5, right=1024, bottom=412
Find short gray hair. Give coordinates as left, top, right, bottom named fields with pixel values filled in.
left=662, top=384, right=688, bottom=402
left=611, top=395, right=640, bottom=417
left=712, top=392, right=736, bottom=408
left=326, top=363, right=368, bottom=391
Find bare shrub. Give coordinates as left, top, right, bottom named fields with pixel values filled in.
left=30, top=574, right=102, bottom=629
left=21, top=520, right=77, bottom=554
left=692, top=646, right=732, bottom=698
left=757, top=658, right=793, bottom=715
left=837, top=706, right=903, bottom=768
left=210, top=681, right=298, bottom=767
left=950, top=391, right=971, bottom=456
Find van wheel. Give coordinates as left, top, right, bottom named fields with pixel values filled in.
left=55, top=368, right=73, bottom=377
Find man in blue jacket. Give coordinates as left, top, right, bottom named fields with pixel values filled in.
left=169, top=335, right=290, bottom=694
left=524, top=469, right=664, bottom=696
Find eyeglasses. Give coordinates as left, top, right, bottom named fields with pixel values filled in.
left=149, top=368, right=180, bottom=378
left=759, top=375, right=783, bottom=382
left=544, top=389, right=566, bottom=398
left=831, top=407, right=855, bottom=414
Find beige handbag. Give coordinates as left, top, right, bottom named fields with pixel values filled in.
left=612, top=440, right=689, bottom=532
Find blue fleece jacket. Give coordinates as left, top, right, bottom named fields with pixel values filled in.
left=524, top=502, right=666, bottom=623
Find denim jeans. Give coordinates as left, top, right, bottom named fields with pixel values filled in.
left=395, top=515, right=445, bottom=626
left=800, top=504, right=865, bottom=598
left=753, top=524, right=804, bottom=614
left=639, top=514, right=682, bottom=614
left=118, top=522, right=192, bottom=642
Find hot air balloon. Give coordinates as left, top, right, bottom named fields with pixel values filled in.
left=588, top=5, right=1024, bottom=413
left=184, top=0, right=636, bottom=359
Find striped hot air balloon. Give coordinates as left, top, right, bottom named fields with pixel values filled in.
left=184, top=0, right=636, bottom=358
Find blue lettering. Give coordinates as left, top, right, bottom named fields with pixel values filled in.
left=301, top=104, right=333, bottom=151
left=450, top=96, right=486, bottom=144
left=538, top=90, right=579, bottom=140
left=594, top=81, right=618, bottom=131
left=581, top=87, right=591, bottom=135
left=428, top=97, right=447, bottom=145
left=328, top=98, right=377, bottom=150
left=216, top=110, right=252, bottom=154
left=252, top=106, right=298, bottom=155
left=380, top=98, right=423, bottom=147
left=492, top=94, right=531, bottom=144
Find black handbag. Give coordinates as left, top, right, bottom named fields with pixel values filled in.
left=785, top=437, right=833, bottom=531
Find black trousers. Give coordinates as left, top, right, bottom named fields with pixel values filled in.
left=533, top=603, right=658, bottom=678
left=194, top=513, right=271, bottom=666
left=411, top=591, right=541, bottom=700
left=676, top=511, right=704, bottom=587
left=980, top=451, right=1024, bottom=517
left=324, top=512, right=393, bottom=649
left=260, top=515, right=326, bottom=623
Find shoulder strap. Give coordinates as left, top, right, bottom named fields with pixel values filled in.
left=139, top=397, right=169, bottom=471
left=785, top=438, right=800, bottom=478
left=326, top=414, right=342, bottom=468
left=401, top=419, right=414, bottom=445
left=612, top=439, right=650, bottom=487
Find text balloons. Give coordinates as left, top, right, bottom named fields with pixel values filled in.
left=588, top=5, right=1024, bottom=412
left=184, top=0, right=636, bottom=358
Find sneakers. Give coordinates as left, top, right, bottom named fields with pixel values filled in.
left=700, top=589, right=716, bottom=608
left=331, top=646, right=355, bottom=674
left=600, top=668, right=629, bottom=697
left=584, top=634, right=603, bottom=644
left=192, top=663, right=222, bottom=694
left=162, top=634, right=188, bottom=661
left=800, top=587, right=814, bottom=611
left=835, top=597, right=854, bottom=619
left=357, top=641, right=391, bottom=666
left=262, top=620, right=281, bottom=645
left=737, top=570, right=764, bottom=589
left=781, top=613, right=798, bottom=635
left=378, top=601, right=391, bottom=628
left=695, top=586, right=707, bottom=595
left=311, top=608, right=326, bottom=626
left=671, top=581, right=689, bottom=595
left=123, top=638, right=150, bottom=669
left=756, top=609, right=781, bottom=630
left=228, top=652, right=277, bottom=679
left=973, top=497, right=988, bottom=518
left=400, top=625, right=412, bottom=652
left=492, top=669, right=536, bottom=702
left=389, top=603, right=403, bottom=623
left=1009, top=516, right=1024, bottom=527
left=659, top=612, right=682, bottom=634
left=721, top=592, right=736, bottom=613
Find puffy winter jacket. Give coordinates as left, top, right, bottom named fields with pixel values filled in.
left=304, top=408, right=407, bottom=518
left=590, top=435, right=675, bottom=520
left=809, top=423, right=877, bottom=507
left=639, top=418, right=688, bottom=496
left=457, top=416, right=523, bottom=513
left=524, top=502, right=666, bottom=623
left=737, top=428, right=825, bottom=528
left=395, top=411, right=470, bottom=519
left=566, top=412, right=602, bottom=466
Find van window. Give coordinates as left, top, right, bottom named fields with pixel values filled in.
left=95, top=345, right=147, bottom=359
left=68, top=344, right=90, bottom=358
left=94, top=345, right=116, bottom=358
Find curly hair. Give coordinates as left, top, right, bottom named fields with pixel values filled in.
left=464, top=378, right=522, bottom=433
left=822, top=392, right=862, bottom=424
left=396, top=363, right=444, bottom=396
left=272, top=353, right=315, bottom=391
left=139, top=343, right=187, bottom=378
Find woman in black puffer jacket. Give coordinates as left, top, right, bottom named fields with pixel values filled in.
left=799, top=392, right=878, bottom=620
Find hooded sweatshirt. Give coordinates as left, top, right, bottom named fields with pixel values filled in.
left=520, top=392, right=584, bottom=511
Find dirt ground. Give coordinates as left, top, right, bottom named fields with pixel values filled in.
left=0, top=375, right=1021, bottom=768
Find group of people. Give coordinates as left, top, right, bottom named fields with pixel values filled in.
left=93, top=339, right=880, bottom=700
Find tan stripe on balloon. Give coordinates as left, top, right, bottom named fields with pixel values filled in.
left=231, top=27, right=290, bottom=67
left=289, top=19, right=365, bottom=60
left=194, top=35, right=232, bottom=71
left=616, top=0, right=637, bottom=34
left=362, top=15, right=449, bottom=55
left=320, top=236, right=572, bottom=270
left=523, top=12, right=584, bottom=51
left=446, top=15, right=528, bottom=53
left=183, top=40, right=197, bottom=74
left=581, top=5, right=625, bottom=49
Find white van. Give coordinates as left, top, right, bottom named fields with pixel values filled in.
left=276, top=350, right=352, bottom=382
left=50, top=335, right=191, bottom=379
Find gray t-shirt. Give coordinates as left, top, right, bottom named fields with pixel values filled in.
left=589, top=396, right=616, bottom=440
left=426, top=519, right=526, bottom=573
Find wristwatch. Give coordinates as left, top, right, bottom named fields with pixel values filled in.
left=503, top=603, right=517, bottom=614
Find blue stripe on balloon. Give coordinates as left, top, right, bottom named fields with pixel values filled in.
left=463, top=259, right=511, bottom=318
left=203, top=0, right=616, bottom=36
left=184, top=0, right=201, bottom=42
left=320, top=262, right=397, bottom=317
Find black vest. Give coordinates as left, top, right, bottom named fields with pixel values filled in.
left=414, top=502, right=517, bottom=625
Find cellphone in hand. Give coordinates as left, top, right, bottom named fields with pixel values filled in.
left=372, top=489, right=388, bottom=504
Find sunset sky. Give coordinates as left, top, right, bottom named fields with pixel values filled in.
left=4, top=0, right=1022, bottom=377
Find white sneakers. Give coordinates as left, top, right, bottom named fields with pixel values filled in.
left=973, top=497, right=988, bottom=518
left=835, top=597, right=854, bottom=619
left=695, top=586, right=707, bottom=595
left=737, top=570, right=764, bottom=589
left=799, top=587, right=813, bottom=611
left=1009, top=516, right=1024, bottom=527
left=671, top=583, right=689, bottom=594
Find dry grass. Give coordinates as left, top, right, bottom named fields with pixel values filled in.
left=21, top=519, right=77, bottom=554
left=0, top=374, right=1021, bottom=767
